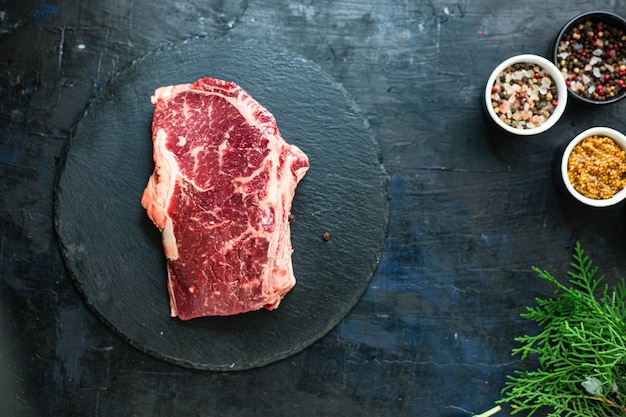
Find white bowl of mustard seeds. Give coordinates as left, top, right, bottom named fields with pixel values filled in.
left=561, top=127, right=626, bottom=207
left=485, top=54, right=568, bottom=135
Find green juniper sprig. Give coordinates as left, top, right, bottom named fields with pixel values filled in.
left=498, top=242, right=626, bottom=417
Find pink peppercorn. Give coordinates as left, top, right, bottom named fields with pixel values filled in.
left=598, top=85, right=605, bottom=96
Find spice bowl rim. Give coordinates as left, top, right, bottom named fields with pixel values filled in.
left=552, top=10, right=626, bottom=105
left=560, top=126, right=626, bottom=207
left=484, top=54, right=568, bottom=136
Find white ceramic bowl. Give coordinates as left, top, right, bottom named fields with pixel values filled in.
left=561, top=127, right=626, bottom=207
left=485, top=54, right=568, bottom=136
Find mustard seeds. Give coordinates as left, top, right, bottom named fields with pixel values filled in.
left=568, top=135, right=626, bottom=199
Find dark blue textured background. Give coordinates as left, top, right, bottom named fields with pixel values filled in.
left=2, top=1, right=626, bottom=416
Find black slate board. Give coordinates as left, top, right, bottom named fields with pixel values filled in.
left=54, top=37, right=389, bottom=371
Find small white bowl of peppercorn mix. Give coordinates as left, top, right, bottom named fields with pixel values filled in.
left=553, top=11, right=626, bottom=104
left=561, top=127, right=626, bottom=207
left=485, top=54, right=568, bottom=135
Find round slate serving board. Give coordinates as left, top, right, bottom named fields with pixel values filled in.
left=54, top=37, right=389, bottom=371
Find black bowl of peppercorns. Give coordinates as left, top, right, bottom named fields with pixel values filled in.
left=553, top=11, right=626, bottom=104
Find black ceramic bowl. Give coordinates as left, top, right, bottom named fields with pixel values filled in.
left=553, top=11, right=626, bottom=105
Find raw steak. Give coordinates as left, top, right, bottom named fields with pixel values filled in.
left=141, top=77, right=310, bottom=320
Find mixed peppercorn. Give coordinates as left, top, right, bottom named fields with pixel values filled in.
left=567, top=135, right=626, bottom=199
left=490, top=63, right=558, bottom=129
left=556, top=18, right=626, bottom=102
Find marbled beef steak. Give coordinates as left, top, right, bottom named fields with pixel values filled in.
left=142, top=77, right=310, bottom=320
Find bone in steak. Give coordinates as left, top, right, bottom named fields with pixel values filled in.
left=141, top=77, right=309, bottom=320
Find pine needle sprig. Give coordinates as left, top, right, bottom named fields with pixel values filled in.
left=498, top=242, right=626, bottom=416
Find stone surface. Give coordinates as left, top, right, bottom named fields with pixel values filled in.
left=2, top=1, right=626, bottom=416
